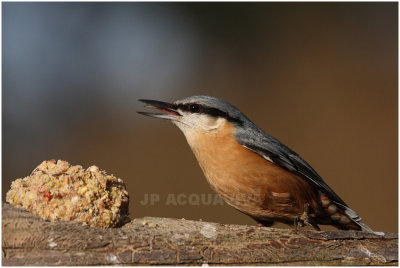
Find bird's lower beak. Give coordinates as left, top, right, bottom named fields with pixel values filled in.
left=137, top=99, right=181, bottom=120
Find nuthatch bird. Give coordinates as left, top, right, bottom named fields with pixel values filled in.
left=138, top=95, right=373, bottom=232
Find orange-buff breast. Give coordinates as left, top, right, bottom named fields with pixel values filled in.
left=184, top=120, right=322, bottom=224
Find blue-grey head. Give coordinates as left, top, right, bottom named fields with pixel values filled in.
left=138, top=95, right=251, bottom=136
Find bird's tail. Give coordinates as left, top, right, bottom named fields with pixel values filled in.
left=357, top=221, right=374, bottom=232
left=335, top=202, right=374, bottom=232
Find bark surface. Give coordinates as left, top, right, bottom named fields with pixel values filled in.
left=2, top=203, right=398, bottom=266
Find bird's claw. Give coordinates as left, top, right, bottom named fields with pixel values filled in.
left=294, top=203, right=321, bottom=231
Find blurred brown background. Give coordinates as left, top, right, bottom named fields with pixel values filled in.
left=3, top=3, right=397, bottom=232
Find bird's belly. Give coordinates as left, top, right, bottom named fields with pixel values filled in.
left=185, top=125, right=320, bottom=223
left=201, top=155, right=318, bottom=222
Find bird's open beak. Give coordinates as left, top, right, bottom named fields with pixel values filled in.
left=137, top=99, right=181, bottom=120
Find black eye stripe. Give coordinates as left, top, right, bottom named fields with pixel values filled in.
left=189, top=104, right=201, bottom=113
left=175, top=103, right=243, bottom=126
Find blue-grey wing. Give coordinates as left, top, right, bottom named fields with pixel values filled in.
left=239, top=141, right=347, bottom=206
left=234, top=125, right=371, bottom=230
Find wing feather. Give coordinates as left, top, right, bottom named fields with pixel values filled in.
left=235, top=125, right=372, bottom=231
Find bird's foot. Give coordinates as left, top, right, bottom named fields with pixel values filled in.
left=294, top=203, right=321, bottom=231
left=256, top=219, right=274, bottom=227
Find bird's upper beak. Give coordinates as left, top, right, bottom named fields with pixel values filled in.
left=137, top=99, right=181, bottom=120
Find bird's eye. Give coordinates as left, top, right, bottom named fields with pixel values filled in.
left=189, top=104, right=200, bottom=113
